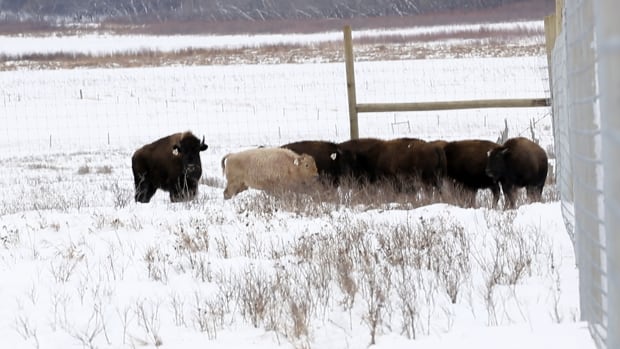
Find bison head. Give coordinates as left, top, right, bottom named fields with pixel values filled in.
left=294, top=154, right=319, bottom=181
left=333, top=148, right=358, bottom=179
left=485, top=147, right=509, bottom=180
left=173, top=135, right=208, bottom=180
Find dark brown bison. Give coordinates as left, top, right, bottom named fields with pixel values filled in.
left=374, top=138, right=446, bottom=191
left=132, top=131, right=208, bottom=203
left=338, top=137, right=386, bottom=183
left=486, top=137, right=548, bottom=208
left=281, top=140, right=356, bottom=186
left=338, top=137, right=446, bottom=192
left=221, top=147, right=319, bottom=199
left=442, top=139, right=501, bottom=207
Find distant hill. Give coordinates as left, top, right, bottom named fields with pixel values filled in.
left=0, top=0, right=553, bottom=30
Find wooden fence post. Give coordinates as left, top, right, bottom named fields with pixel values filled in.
left=556, top=0, right=564, bottom=33
left=544, top=14, right=557, bottom=86
left=343, top=25, right=359, bottom=140
left=342, top=25, right=550, bottom=139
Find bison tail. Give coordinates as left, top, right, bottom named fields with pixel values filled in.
left=221, top=154, right=228, bottom=174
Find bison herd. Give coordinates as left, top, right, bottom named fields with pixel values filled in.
left=131, top=131, right=548, bottom=209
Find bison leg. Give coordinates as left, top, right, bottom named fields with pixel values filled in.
left=526, top=184, right=544, bottom=203
left=169, top=176, right=200, bottom=203
left=170, top=183, right=198, bottom=202
left=501, top=182, right=517, bottom=209
left=383, top=174, right=402, bottom=193
left=135, top=183, right=157, bottom=203
left=134, top=173, right=157, bottom=203
left=170, top=188, right=196, bottom=202
left=422, top=175, right=443, bottom=202
left=490, top=183, right=501, bottom=209
left=224, top=182, right=247, bottom=200
left=464, top=189, right=477, bottom=208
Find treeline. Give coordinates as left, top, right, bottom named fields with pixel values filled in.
left=0, top=0, right=542, bottom=23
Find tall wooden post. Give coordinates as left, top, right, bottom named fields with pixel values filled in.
left=556, top=0, right=564, bottom=32
left=343, top=25, right=359, bottom=140
left=544, top=15, right=556, bottom=86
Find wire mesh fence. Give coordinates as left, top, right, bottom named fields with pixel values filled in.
left=551, top=0, right=620, bottom=347
left=0, top=55, right=550, bottom=158
left=1, top=63, right=348, bottom=154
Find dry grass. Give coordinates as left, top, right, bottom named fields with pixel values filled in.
left=229, top=175, right=555, bottom=217
left=0, top=19, right=545, bottom=71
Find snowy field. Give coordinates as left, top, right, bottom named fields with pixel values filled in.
left=0, top=25, right=596, bottom=349
left=0, top=56, right=552, bottom=156
left=0, top=21, right=543, bottom=56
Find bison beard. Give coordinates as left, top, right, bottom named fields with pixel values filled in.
left=132, top=131, right=208, bottom=203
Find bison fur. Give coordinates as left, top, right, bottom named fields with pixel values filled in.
left=221, top=147, right=319, bottom=199
left=131, top=131, right=208, bottom=203
left=281, top=140, right=356, bottom=186
left=486, top=137, right=548, bottom=208
left=442, top=139, right=501, bottom=207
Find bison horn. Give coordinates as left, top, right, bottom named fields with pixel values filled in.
left=198, top=135, right=209, bottom=151
left=199, top=136, right=208, bottom=151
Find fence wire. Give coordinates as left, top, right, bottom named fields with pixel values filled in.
left=551, top=0, right=619, bottom=348
left=0, top=56, right=549, bottom=158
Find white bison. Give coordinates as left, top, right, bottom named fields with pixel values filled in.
left=221, top=147, right=319, bottom=199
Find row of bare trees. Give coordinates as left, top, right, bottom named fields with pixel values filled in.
left=0, top=0, right=535, bottom=23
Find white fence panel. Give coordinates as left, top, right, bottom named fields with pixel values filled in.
left=594, top=1, right=620, bottom=349
left=552, top=0, right=620, bottom=347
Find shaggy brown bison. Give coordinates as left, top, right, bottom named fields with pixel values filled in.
left=486, top=137, right=548, bottom=208
left=442, top=139, right=501, bottom=207
left=338, top=137, right=446, bottom=192
left=281, top=140, right=356, bottom=186
left=374, top=138, right=446, bottom=191
left=132, top=131, right=208, bottom=203
left=221, top=147, right=319, bottom=199
left=338, top=137, right=386, bottom=183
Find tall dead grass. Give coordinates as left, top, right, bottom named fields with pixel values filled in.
left=178, top=202, right=553, bottom=345
left=226, top=176, right=556, bottom=216
left=0, top=22, right=544, bottom=71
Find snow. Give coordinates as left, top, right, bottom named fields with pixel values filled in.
left=0, top=25, right=596, bottom=349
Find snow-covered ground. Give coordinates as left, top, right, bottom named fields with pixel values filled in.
left=0, top=23, right=596, bottom=349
